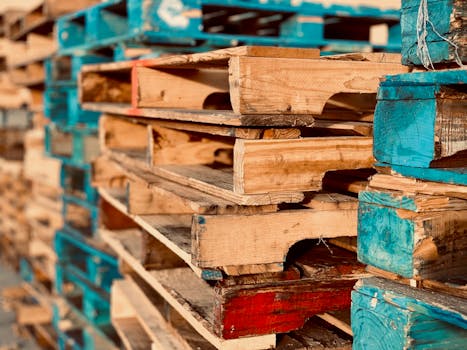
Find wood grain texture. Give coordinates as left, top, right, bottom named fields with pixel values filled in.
left=229, top=56, right=407, bottom=115
left=374, top=72, right=467, bottom=168
left=358, top=189, right=467, bottom=280
left=352, top=277, right=467, bottom=350
left=233, top=137, right=374, bottom=194
left=192, top=202, right=358, bottom=268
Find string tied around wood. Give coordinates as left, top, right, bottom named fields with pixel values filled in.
left=416, top=0, right=464, bottom=69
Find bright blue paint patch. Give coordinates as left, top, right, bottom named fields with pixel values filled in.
left=357, top=201, right=415, bottom=278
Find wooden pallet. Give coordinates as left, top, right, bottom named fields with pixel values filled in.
left=7, top=34, right=56, bottom=87
left=352, top=277, right=467, bottom=349
left=97, top=114, right=373, bottom=199
left=80, top=46, right=407, bottom=124
left=95, top=156, right=364, bottom=276
left=101, top=226, right=366, bottom=347
left=5, top=0, right=100, bottom=41
left=112, top=275, right=353, bottom=350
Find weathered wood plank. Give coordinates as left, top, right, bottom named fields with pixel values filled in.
left=374, top=70, right=467, bottom=168
left=358, top=189, right=467, bottom=280
left=192, top=203, right=358, bottom=268
left=233, top=137, right=374, bottom=194
left=352, top=277, right=467, bottom=350
left=401, top=0, right=466, bottom=66
left=229, top=56, right=407, bottom=115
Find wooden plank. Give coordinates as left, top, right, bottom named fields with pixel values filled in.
left=367, top=265, right=467, bottom=300
left=112, top=278, right=189, bottom=350
left=192, top=203, right=358, bottom=268
left=358, top=189, right=467, bottom=280
left=82, top=102, right=316, bottom=127
left=109, top=151, right=305, bottom=205
left=16, top=304, right=53, bottom=325
left=369, top=173, right=467, bottom=200
left=229, top=56, right=407, bottom=115
left=121, top=160, right=277, bottom=215
left=101, top=113, right=302, bottom=140
left=134, top=67, right=229, bottom=109
left=352, top=277, right=467, bottom=350
left=233, top=137, right=374, bottom=194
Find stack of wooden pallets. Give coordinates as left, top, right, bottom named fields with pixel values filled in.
left=352, top=1, right=467, bottom=348
left=78, top=45, right=409, bottom=349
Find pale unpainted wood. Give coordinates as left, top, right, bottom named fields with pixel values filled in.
left=98, top=188, right=199, bottom=276
left=233, top=137, right=374, bottom=194
left=109, top=155, right=277, bottom=215
left=370, top=173, right=467, bottom=200
left=99, top=114, right=148, bottom=153
left=101, top=229, right=276, bottom=350
left=108, top=150, right=304, bottom=205
left=192, top=206, right=357, bottom=268
left=81, top=46, right=320, bottom=73
left=112, top=278, right=189, bottom=350
left=102, top=113, right=302, bottom=140
left=92, top=156, right=127, bottom=189
left=229, top=56, right=408, bottom=115
left=135, top=67, right=229, bottom=109
left=82, top=102, right=316, bottom=127
left=44, top=0, right=101, bottom=17
left=112, top=318, right=152, bottom=350
left=149, top=124, right=234, bottom=166
left=16, top=304, right=53, bottom=325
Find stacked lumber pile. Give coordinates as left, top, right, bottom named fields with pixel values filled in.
left=80, top=45, right=409, bottom=349
left=352, top=1, right=467, bottom=348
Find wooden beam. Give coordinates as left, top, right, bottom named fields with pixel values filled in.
left=229, top=56, right=407, bottom=115
left=233, top=137, right=374, bottom=194
left=192, top=204, right=358, bottom=268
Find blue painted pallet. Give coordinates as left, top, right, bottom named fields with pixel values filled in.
left=62, top=194, right=99, bottom=239
left=44, top=86, right=101, bottom=127
left=55, top=263, right=112, bottom=327
left=57, top=0, right=401, bottom=55
left=374, top=69, right=466, bottom=182
left=0, top=108, right=32, bottom=129
left=61, top=163, right=98, bottom=204
left=357, top=189, right=467, bottom=280
left=45, top=54, right=110, bottom=87
left=352, top=277, right=467, bottom=349
left=54, top=229, right=120, bottom=293
left=401, top=0, right=465, bottom=66
left=45, top=124, right=99, bottom=166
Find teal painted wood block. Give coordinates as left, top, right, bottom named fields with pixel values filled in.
left=352, top=277, right=467, bottom=350
left=358, top=190, right=467, bottom=280
left=374, top=69, right=466, bottom=169
left=401, top=0, right=466, bottom=66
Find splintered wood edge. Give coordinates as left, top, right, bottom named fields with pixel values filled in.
left=100, top=229, right=276, bottom=350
